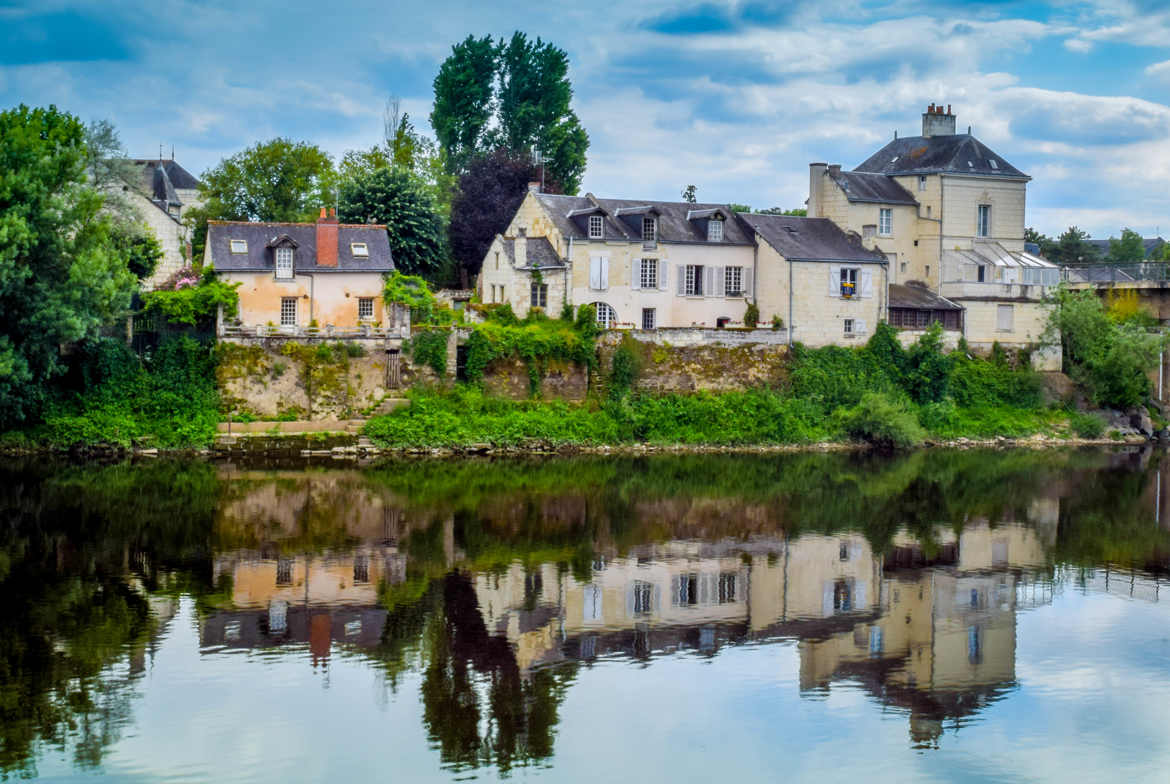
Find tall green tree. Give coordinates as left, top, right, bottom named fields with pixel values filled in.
left=186, top=138, right=335, bottom=258
left=495, top=32, right=589, bottom=193
left=430, top=35, right=498, bottom=174
left=338, top=167, right=445, bottom=277
left=0, top=105, right=138, bottom=426
left=1049, top=226, right=1101, bottom=266
left=1108, top=228, right=1146, bottom=263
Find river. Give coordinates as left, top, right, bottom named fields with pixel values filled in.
left=2, top=448, right=1169, bottom=782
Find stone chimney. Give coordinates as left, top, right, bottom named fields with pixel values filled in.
left=316, top=207, right=338, bottom=267
left=808, top=163, right=828, bottom=218
left=514, top=227, right=527, bottom=267
left=921, top=103, right=956, bottom=138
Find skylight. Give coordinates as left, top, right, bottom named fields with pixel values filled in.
left=230, top=239, right=248, bottom=254
left=989, top=160, right=999, bottom=169
left=351, top=242, right=369, bottom=257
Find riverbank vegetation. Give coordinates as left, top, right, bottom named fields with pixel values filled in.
left=365, top=322, right=1073, bottom=449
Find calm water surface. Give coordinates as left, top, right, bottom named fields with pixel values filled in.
left=3, top=448, right=1170, bottom=782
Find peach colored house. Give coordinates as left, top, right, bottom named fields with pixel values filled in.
left=207, top=208, right=399, bottom=335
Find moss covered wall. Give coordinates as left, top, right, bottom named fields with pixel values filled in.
left=598, top=331, right=789, bottom=393
left=218, top=338, right=391, bottom=420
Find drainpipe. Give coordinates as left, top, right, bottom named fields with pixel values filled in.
left=787, top=257, right=794, bottom=346
left=566, top=235, right=574, bottom=310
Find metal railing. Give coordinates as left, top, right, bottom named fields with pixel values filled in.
left=1063, top=263, right=1170, bottom=284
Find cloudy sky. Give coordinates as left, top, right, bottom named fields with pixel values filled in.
left=3, top=0, right=1169, bottom=238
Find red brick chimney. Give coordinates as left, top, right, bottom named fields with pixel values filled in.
left=316, top=207, right=338, bottom=267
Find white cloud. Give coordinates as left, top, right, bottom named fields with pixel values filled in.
left=1063, top=37, right=1092, bottom=53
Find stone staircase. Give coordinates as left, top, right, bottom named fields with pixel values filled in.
left=368, top=396, right=409, bottom=418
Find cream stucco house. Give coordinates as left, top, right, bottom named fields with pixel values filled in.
left=808, top=105, right=1059, bottom=367
left=207, top=208, right=402, bottom=334
left=481, top=190, right=890, bottom=343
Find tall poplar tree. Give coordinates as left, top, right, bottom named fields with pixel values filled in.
left=430, top=35, right=498, bottom=174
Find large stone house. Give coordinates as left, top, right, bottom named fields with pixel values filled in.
left=123, top=158, right=202, bottom=289
left=480, top=191, right=890, bottom=341
left=808, top=105, right=1059, bottom=366
left=207, top=208, right=400, bottom=334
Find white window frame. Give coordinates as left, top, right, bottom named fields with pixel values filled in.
left=530, top=281, right=548, bottom=309
left=707, top=218, right=723, bottom=242
left=350, top=242, right=369, bottom=258
left=725, top=266, right=743, bottom=296
left=977, top=204, right=991, bottom=238
left=588, top=214, right=604, bottom=239
left=844, top=318, right=855, bottom=335
left=641, top=308, right=656, bottom=330
left=230, top=239, right=248, bottom=254
left=841, top=267, right=859, bottom=297
left=593, top=302, right=617, bottom=329
left=918, top=175, right=927, bottom=192
left=358, top=297, right=374, bottom=321
left=685, top=264, right=704, bottom=296
left=275, top=247, right=294, bottom=280
left=642, top=217, right=657, bottom=244
left=878, top=208, right=893, bottom=237
left=280, top=297, right=297, bottom=327
left=640, top=258, right=658, bottom=290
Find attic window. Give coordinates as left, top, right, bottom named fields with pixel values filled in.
left=589, top=214, right=604, bottom=239
left=890, top=156, right=899, bottom=164
left=642, top=217, right=657, bottom=245
left=707, top=218, right=723, bottom=242
left=989, top=160, right=998, bottom=170
left=967, top=161, right=974, bottom=168
left=230, top=239, right=248, bottom=254
left=351, top=242, right=369, bottom=257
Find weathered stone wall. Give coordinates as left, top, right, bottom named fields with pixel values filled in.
left=218, top=337, right=392, bottom=420
left=599, top=331, right=789, bottom=393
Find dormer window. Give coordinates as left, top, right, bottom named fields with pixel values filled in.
left=230, top=239, right=248, bottom=254
left=707, top=218, right=723, bottom=242
left=589, top=215, right=604, bottom=239
left=351, top=242, right=369, bottom=257
left=275, top=247, right=294, bottom=279
left=642, top=217, right=657, bottom=244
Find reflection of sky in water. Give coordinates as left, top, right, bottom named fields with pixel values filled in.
left=28, top=570, right=1170, bottom=784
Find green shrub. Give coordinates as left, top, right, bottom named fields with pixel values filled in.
left=744, top=301, right=760, bottom=328
left=409, top=328, right=449, bottom=375
left=141, top=268, right=240, bottom=326
left=837, top=392, right=926, bottom=449
left=609, top=334, right=641, bottom=398
left=1070, top=411, right=1106, bottom=439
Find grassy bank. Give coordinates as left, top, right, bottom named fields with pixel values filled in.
left=364, top=324, right=1092, bottom=450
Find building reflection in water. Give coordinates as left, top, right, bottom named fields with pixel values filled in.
left=198, top=469, right=1068, bottom=749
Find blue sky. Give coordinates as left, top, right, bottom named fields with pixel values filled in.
left=3, top=0, right=1170, bottom=238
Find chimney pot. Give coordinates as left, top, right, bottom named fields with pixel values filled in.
left=329, top=207, right=336, bottom=218
left=828, top=164, right=842, bottom=176
left=319, top=207, right=327, bottom=219
left=947, top=104, right=952, bottom=115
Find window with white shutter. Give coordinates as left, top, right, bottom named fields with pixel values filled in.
left=658, top=261, right=669, bottom=291
left=997, top=304, right=1014, bottom=332
left=724, top=266, right=743, bottom=296
left=589, top=256, right=609, bottom=291
left=860, top=269, right=874, bottom=298
left=829, top=266, right=841, bottom=295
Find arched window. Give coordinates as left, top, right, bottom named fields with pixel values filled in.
left=592, top=302, right=617, bottom=329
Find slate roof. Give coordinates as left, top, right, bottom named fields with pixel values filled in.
left=503, top=235, right=565, bottom=268
left=534, top=193, right=755, bottom=244
left=207, top=221, right=394, bottom=273
left=737, top=214, right=888, bottom=263
left=829, top=170, right=918, bottom=206
left=889, top=283, right=962, bottom=311
left=129, top=159, right=201, bottom=201
left=854, top=134, right=1027, bottom=179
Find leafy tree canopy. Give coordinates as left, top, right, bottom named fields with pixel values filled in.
left=1108, top=228, right=1146, bottom=263
left=431, top=32, right=589, bottom=194
left=757, top=207, right=807, bottom=216
left=339, top=167, right=446, bottom=277
left=448, top=149, right=547, bottom=284
left=430, top=35, right=498, bottom=174
left=186, top=138, right=336, bottom=258
left=0, top=104, right=138, bottom=426
left=681, top=185, right=697, bottom=203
